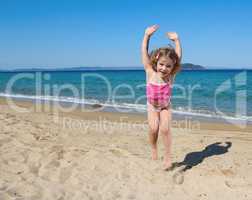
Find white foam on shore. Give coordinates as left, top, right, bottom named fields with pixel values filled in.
left=1, top=92, right=251, bottom=124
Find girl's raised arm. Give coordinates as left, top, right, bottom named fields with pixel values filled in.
left=167, top=32, right=182, bottom=61
left=141, top=25, right=159, bottom=72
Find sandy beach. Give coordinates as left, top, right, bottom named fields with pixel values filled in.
left=0, top=98, right=252, bottom=200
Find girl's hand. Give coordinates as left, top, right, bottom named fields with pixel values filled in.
left=145, top=25, right=159, bottom=36
left=166, top=32, right=179, bottom=41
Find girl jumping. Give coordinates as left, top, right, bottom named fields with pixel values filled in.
left=141, top=25, right=182, bottom=170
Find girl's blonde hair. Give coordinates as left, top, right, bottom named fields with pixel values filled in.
left=150, top=46, right=181, bottom=75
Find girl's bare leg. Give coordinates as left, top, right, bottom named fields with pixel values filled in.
left=147, top=106, right=160, bottom=160
left=159, top=106, right=172, bottom=170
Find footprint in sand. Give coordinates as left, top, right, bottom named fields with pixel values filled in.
left=49, top=146, right=65, bottom=159
left=109, top=149, right=124, bottom=157
left=109, top=148, right=131, bottom=157
left=0, top=180, right=10, bottom=192
left=6, top=119, right=19, bottom=126
left=4, top=113, right=19, bottom=123
left=59, top=165, right=74, bottom=183
left=172, top=170, right=184, bottom=185
left=33, top=124, right=43, bottom=130
left=29, top=162, right=42, bottom=176
left=31, top=130, right=57, bottom=141
left=5, top=113, right=16, bottom=119
left=39, top=159, right=60, bottom=181
left=38, top=147, right=68, bottom=181
left=6, top=182, right=43, bottom=199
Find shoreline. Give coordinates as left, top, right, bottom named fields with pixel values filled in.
left=1, top=97, right=251, bottom=132
left=0, top=93, right=251, bottom=126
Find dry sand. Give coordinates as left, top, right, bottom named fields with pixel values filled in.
left=0, top=98, right=252, bottom=200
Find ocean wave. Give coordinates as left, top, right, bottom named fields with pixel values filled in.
left=0, top=92, right=251, bottom=123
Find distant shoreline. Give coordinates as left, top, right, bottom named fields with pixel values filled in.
left=0, top=97, right=251, bottom=132
left=0, top=66, right=252, bottom=72
left=0, top=69, right=251, bottom=73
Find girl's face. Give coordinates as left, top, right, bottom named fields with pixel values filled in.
left=156, top=56, right=174, bottom=78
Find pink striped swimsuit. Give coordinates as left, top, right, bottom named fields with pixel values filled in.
left=146, top=81, right=172, bottom=111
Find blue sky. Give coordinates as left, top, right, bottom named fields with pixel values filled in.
left=0, top=0, right=251, bottom=69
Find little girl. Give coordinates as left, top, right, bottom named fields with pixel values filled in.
left=141, top=25, right=182, bottom=170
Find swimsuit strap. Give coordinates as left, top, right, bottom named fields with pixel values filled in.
left=147, top=71, right=174, bottom=85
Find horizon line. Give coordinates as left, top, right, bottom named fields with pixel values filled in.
left=1, top=66, right=252, bottom=71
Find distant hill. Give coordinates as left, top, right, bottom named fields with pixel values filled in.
left=0, top=63, right=206, bottom=72
left=181, top=63, right=205, bottom=70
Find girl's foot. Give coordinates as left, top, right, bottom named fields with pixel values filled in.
left=163, top=158, right=173, bottom=171
left=163, top=163, right=172, bottom=171
left=163, top=162, right=180, bottom=171
left=151, top=148, right=158, bottom=160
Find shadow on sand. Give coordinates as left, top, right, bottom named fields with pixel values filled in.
left=172, top=142, right=232, bottom=172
